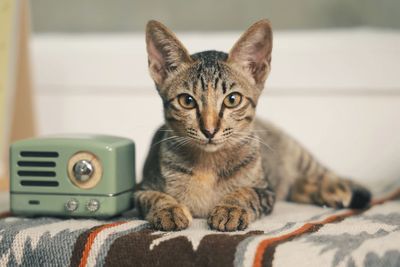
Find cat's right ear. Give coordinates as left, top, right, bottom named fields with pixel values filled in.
left=146, top=20, right=192, bottom=86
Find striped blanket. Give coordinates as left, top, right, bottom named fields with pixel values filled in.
left=0, top=188, right=399, bottom=267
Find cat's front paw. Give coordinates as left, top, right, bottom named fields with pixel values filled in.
left=208, top=205, right=249, bottom=231
left=148, top=204, right=192, bottom=231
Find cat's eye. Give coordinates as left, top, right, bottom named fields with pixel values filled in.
left=223, top=92, right=242, bottom=108
left=178, top=94, right=196, bottom=109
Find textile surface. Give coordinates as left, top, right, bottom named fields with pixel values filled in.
left=0, top=188, right=399, bottom=267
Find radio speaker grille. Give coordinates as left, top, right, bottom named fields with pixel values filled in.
left=17, top=151, right=59, bottom=187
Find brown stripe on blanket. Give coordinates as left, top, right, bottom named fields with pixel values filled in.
left=105, top=229, right=185, bottom=267
left=195, top=231, right=263, bottom=267
left=70, top=222, right=126, bottom=267
left=80, top=222, right=127, bottom=267
left=70, top=224, right=104, bottom=267
left=253, top=188, right=400, bottom=267
left=105, top=229, right=262, bottom=267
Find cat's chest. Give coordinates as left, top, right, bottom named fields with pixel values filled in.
left=164, top=169, right=226, bottom=218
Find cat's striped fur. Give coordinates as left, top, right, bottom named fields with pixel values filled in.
left=134, top=19, right=371, bottom=231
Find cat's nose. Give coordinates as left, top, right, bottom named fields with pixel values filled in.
left=201, top=127, right=217, bottom=139
left=201, top=108, right=218, bottom=139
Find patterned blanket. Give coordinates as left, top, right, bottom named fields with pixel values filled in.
left=0, top=188, right=399, bottom=267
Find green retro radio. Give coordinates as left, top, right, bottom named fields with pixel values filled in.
left=9, top=135, right=135, bottom=218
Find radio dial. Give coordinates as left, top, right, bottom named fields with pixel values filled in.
left=67, top=151, right=103, bottom=189
left=73, top=160, right=94, bottom=182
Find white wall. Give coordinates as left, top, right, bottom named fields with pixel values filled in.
left=31, top=29, right=400, bottom=183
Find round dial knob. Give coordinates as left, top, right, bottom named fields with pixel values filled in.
left=68, top=152, right=102, bottom=189
left=73, top=160, right=94, bottom=182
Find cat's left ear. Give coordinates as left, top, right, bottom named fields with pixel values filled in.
left=228, top=19, right=273, bottom=88
left=146, top=20, right=192, bottom=86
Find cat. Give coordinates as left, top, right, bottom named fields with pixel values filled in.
left=133, top=19, right=371, bottom=232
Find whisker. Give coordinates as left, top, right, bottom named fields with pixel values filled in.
left=233, top=132, right=274, bottom=152
left=249, top=130, right=269, bottom=132
left=152, top=135, right=180, bottom=147
left=168, top=136, right=195, bottom=152
left=174, top=138, right=192, bottom=151
left=246, top=136, right=274, bottom=152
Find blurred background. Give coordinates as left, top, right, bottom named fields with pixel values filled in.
left=32, top=0, right=400, bottom=32
left=2, top=0, right=400, bottom=188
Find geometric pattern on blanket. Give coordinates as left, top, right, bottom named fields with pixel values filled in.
left=0, top=189, right=399, bottom=267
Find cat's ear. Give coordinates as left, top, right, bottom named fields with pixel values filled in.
left=146, top=20, right=192, bottom=86
left=228, top=19, right=273, bottom=88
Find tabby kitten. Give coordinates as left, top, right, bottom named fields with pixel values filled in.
left=134, top=19, right=371, bottom=232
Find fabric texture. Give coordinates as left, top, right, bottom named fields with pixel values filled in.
left=0, top=188, right=399, bottom=267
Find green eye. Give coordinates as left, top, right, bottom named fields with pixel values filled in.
left=224, top=92, right=242, bottom=108
left=178, top=94, right=196, bottom=109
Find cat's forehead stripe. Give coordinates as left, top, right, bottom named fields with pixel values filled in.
left=191, top=80, right=197, bottom=94
left=221, top=81, right=227, bottom=94
left=214, top=77, right=219, bottom=89
left=169, top=50, right=241, bottom=99
left=200, top=76, right=206, bottom=91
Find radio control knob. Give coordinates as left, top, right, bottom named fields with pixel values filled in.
left=73, top=160, right=94, bottom=182
left=65, top=199, right=79, bottom=212
left=86, top=199, right=100, bottom=212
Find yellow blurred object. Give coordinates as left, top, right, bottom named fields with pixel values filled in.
left=0, top=0, right=17, bottom=190
left=0, top=0, right=35, bottom=190
left=0, top=177, right=8, bottom=191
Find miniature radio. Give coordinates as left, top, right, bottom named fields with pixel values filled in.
left=9, top=135, right=135, bottom=218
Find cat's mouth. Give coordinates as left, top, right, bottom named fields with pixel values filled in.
left=185, top=133, right=228, bottom=152
left=203, top=143, right=222, bottom=152
left=195, top=138, right=226, bottom=152
left=207, top=139, right=216, bottom=144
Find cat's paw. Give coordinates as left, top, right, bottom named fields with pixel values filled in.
left=208, top=205, right=249, bottom=231
left=149, top=204, right=192, bottom=231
